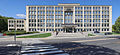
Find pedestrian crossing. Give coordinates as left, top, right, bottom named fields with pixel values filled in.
left=21, top=45, right=69, bottom=55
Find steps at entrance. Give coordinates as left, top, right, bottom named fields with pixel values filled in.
left=56, top=33, right=85, bottom=37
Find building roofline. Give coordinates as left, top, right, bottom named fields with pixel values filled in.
left=26, top=5, right=112, bottom=6
left=8, top=19, right=26, bottom=20
left=58, top=3, right=80, bottom=4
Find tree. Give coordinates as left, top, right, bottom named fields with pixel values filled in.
left=112, top=16, right=120, bottom=33
left=0, top=15, right=14, bottom=32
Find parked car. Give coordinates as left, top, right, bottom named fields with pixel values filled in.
left=94, top=31, right=100, bottom=33
left=104, top=32, right=112, bottom=35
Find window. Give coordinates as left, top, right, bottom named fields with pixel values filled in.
left=43, top=7, right=45, bottom=10
left=84, top=7, right=86, bottom=10
left=81, top=15, right=83, bottom=18
left=58, top=7, right=60, bottom=10
left=81, top=7, right=83, bottom=10
left=55, top=11, right=57, bottom=14
left=29, top=15, right=31, bottom=18
left=38, top=15, right=39, bottom=18
left=52, top=7, right=54, bottom=10
left=29, top=7, right=31, bottom=10
left=55, top=7, right=57, bottom=10
left=40, top=7, right=42, bottom=10
left=49, top=7, right=51, bottom=10
left=84, top=15, right=86, bottom=18
left=46, top=7, right=49, bottom=10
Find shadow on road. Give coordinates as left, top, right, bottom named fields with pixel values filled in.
left=49, top=42, right=120, bottom=55
left=0, top=46, right=21, bottom=55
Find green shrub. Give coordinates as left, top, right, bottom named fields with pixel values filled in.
left=4, top=31, right=26, bottom=35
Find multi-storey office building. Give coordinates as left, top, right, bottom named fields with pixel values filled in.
left=8, top=19, right=26, bottom=31
left=8, top=3, right=112, bottom=33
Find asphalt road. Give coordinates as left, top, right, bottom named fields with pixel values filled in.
left=40, top=36, right=120, bottom=54
left=40, top=37, right=111, bottom=43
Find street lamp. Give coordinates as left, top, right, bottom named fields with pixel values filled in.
left=14, top=19, right=16, bottom=42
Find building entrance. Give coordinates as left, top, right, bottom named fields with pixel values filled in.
left=62, top=23, right=78, bottom=33
left=66, top=27, right=72, bottom=33
left=63, top=27, right=76, bottom=33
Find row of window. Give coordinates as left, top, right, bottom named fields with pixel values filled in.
left=65, top=12, right=73, bottom=15
left=29, top=23, right=63, bottom=27
left=29, top=11, right=109, bottom=15
left=28, top=28, right=109, bottom=32
left=29, top=19, right=64, bottom=23
left=9, top=25, right=24, bottom=27
left=29, top=11, right=64, bottom=15
left=75, top=15, right=109, bottom=19
left=29, top=15, right=109, bottom=19
left=75, top=7, right=109, bottom=10
left=29, top=6, right=109, bottom=11
left=28, top=23, right=109, bottom=27
left=9, top=20, right=24, bottom=23
left=75, top=11, right=109, bottom=15
left=30, top=15, right=63, bottom=19
left=29, top=7, right=63, bottom=10
left=77, top=24, right=109, bottom=27
left=29, top=19, right=109, bottom=23
left=75, top=19, right=109, bottom=23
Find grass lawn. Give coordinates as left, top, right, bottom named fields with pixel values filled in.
left=88, top=34, right=95, bottom=36
left=17, top=33, right=51, bottom=38
left=112, top=32, right=120, bottom=35
left=4, top=31, right=39, bottom=35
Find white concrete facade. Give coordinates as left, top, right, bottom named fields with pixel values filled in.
left=8, top=3, right=112, bottom=32
left=8, top=19, right=26, bottom=31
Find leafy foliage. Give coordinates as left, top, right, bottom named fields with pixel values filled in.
left=0, top=15, right=14, bottom=32
left=112, top=16, right=120, bottom=33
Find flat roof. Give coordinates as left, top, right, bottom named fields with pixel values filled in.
left=27, top=3, right=111, bottom=6
left=26, top=5, right=112, bottom=6
left=58, top=3, right=80, bottom=6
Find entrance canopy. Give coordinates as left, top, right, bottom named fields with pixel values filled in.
left=62, top=23, right=78, bottom=27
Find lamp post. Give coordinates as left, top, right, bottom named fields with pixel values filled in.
left=14, top=19, right=16, bottom=42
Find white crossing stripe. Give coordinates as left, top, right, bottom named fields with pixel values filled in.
left=21, top=48, right=58, bottom=53
left=22, top=50, right=64, bottom=55
left=22, top=46, right=55, bottom=50
left=37, top=50, right=64, bottom=54
left=21, top=45, right=69, bottom=55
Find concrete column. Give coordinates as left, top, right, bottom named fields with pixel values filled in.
left=91, top=6, right=93, bottom=31
left=100, top=6, right=102, bottom=32
left=45, top=6, right=46, bottom=32
left=36, top=6, right=38, bottom=32
left=26, top=6, right=29, bottom=32
left=73, top=6, right=75, bottom=24
left=109, top=6, right=112, bottom=32
left=63, top=6, right=65, bottom=24
left=83, top=6, right=84, bottom=31
left=65, top=28, right=66, bottom=32
left=72, top=27, right=74, bottom=33
left=8, top=20, right=9, bottom=31
left=54, top=6, right=56, bottom=31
